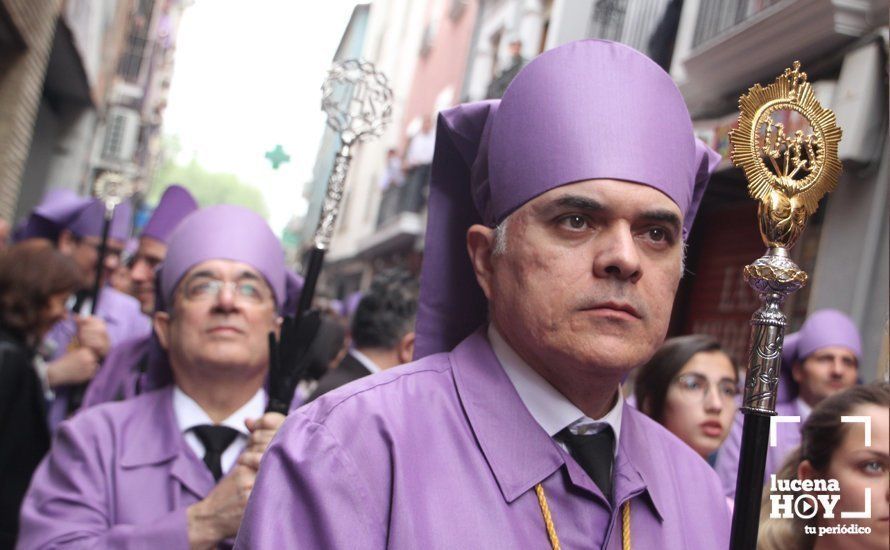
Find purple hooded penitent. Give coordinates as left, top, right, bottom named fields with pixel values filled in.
left=787, top=309, right=862, bottom=362
left=777, top=308, right=862, bottom=401
left=141, top=184, right=199, bottom=244
left=15, top=189, right=93, bottom=241
left=236, top=40, right=731, bottom=550
left=67, top=198, right=134, bottom=242
left=160, top=205, right=286, bottom=309
left=414, top=39, right=721, bottom=359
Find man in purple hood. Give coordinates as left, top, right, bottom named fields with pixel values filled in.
left=236, top=40, right=728, bottom=549
left=40, top=196, right=151, bottom=427
left=716, top=309, right=862, bottom=497
left=81, top=184, right=198, bottom=407
left=19, top=205, right=290, bottom=548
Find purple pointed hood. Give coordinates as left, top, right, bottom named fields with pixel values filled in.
left=67, top=199, right=133, bottom=242
left=160, top=205, right=286, bottom=310
left=141, top=185, right=199, bottom=244
left=15, top=189, right=93, bottom=242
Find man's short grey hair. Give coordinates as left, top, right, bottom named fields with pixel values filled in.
left=491, top=213, right=687, bottom=276
left=491, top=216, right=511, bottom=256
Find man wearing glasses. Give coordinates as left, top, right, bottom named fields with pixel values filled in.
left=20, top=205, right=289, bottom=548
left=41, top=198, right=150, bottom=427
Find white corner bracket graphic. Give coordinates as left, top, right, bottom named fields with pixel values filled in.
left=841, top=416, right=872, bottom=447
left=770, top=416, right=801, bottom=447
left=841, top=488, right=872, bottom=519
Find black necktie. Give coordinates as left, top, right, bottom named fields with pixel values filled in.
left=559, top=426, right=616, bottom=502
left=192, top=425, right=240, bottom=481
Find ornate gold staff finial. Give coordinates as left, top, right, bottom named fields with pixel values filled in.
left=729, top=60, right=842, bottom=252
left=729, top=59, right=843, bottom=413
left=727, top=61, right=844, bottom=550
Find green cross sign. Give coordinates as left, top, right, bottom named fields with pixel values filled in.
left=265, top=145, right=291, bottom=169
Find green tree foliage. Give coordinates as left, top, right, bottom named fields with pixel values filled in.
left=149, top=137, right=269, bottom=218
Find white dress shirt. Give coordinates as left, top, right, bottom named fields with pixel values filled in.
left=488, top=325, right=623, bottom=455
left=173, top=386, right=266, bottom=476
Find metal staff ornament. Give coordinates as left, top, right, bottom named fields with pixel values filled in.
left=266, top=59, right=392, bottom=414
left=728, top=61, right=842, bottom=550
left=87, top=171, right=134, bottom=313
left=68, top=171, right=134, bottom=415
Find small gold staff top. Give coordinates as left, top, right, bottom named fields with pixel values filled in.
left=728, top=62, right=843, bottom=550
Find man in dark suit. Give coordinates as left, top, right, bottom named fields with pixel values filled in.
left=306, top=269, right=418, bottom=403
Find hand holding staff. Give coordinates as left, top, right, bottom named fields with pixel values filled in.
left=266, top=59, right=393, bottom=414
left=728, top=62, right=842, bottom=550
left=67, top=172, right=133, bottom=415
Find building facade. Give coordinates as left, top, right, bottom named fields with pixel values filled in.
left=307, top=0, right=433, bottom=296
left=669, top=0, right=889, bottom=380
left=0, top=0, right=188, bottom=229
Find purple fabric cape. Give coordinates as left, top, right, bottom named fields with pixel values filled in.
left=236, top=329, right=730, bottom=548
left=19, top=389, right=218, bottom=548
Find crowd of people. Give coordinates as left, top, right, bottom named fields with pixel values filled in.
left=0, top=39, right=886, bottom=550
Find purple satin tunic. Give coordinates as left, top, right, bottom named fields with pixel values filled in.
left=236, top=329, right=730, bottom=549
left=18, top=388, right=215, bottom=548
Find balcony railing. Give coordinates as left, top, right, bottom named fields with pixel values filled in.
left=376, top=164, right=430, bottom=229
left=692, top=0, right=786, bottom=48
left=587, top=0, right=670, bottom=54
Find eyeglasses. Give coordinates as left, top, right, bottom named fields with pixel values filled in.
left=673, top=372, right=740, bottom=402
left=182, top=277, right=271, bottom=304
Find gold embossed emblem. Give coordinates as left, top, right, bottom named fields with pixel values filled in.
left=729, top=61, right=842, bottom=250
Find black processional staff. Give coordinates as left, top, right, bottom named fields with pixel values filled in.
left=67, top=172, right=134, bottom=415
left=727, top=62, right=843, bottom=550
left=266, top=59, right=393, bottom=414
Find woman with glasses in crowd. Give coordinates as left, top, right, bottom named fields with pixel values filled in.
left=634, top=334, right=740, bottom=464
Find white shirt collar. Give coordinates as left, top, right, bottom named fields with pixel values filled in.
left=795, top=396, right=812, bottom=421
left=173, top=385, right=266, bottom=437
left=349, top=348, right=381, bottom=375
left=488, top=324, right=623, bottom=451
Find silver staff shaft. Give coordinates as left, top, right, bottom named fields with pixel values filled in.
left=741, top=247, right=807, bottom=414
left=313, top=144, right=353, bottom=250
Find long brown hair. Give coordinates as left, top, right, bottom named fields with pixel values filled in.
left=0, top=239, right=82, bottom=339
left=757, top=382, right=890, bottom=550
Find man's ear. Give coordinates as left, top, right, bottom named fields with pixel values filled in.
left=153, top=311, right=171, bottom=351
left=791, top=360, right=804, bottom=384
left=397, top=331, right=416, bottom=364
left=466, top=224, right=496, bottom=300
left=58, top=229, right=76, bottom=254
